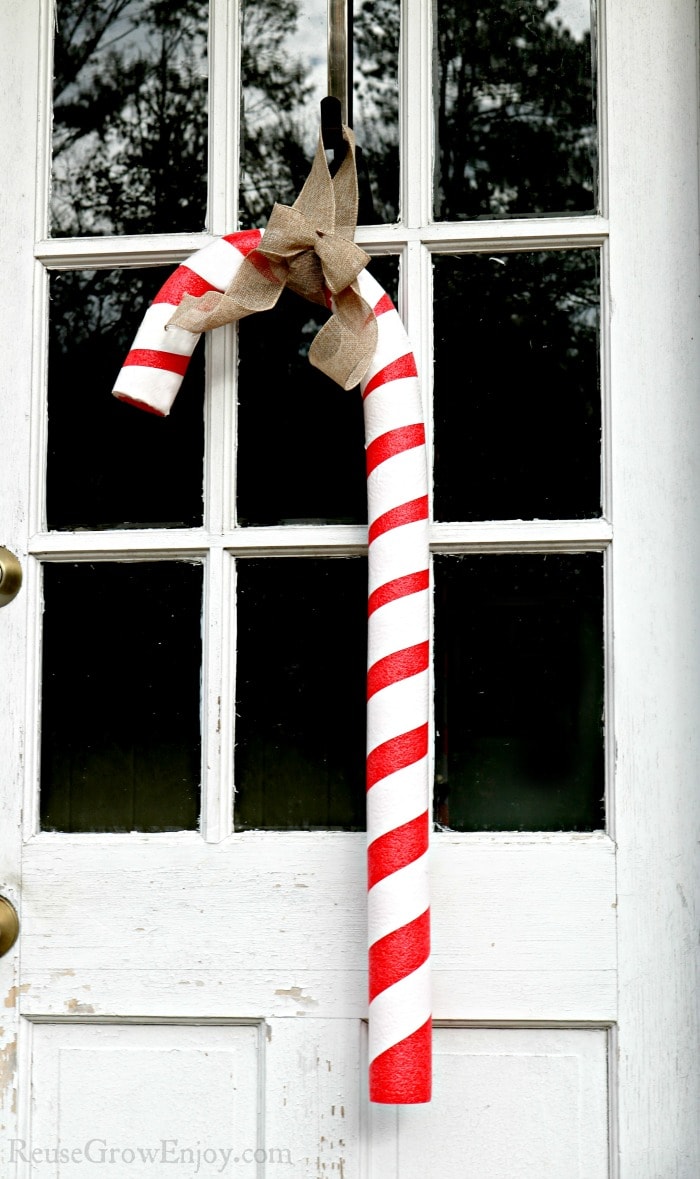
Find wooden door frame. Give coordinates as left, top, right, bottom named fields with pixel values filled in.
left=0, top=2, right=699, bottom=1174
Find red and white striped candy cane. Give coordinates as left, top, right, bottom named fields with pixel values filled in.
left=113, top=232, right=432, bottom=1104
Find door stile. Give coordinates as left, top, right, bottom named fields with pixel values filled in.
left=606, top=0, right=700, bottom=1172
left=0, top=0, right=43, bottom=1143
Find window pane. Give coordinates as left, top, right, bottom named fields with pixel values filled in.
left=353, top=0, right=400, bottom=222
left=236, top=253, right=398, bottom=528
left=47, top=268, right=204, bottom=531
left=51, top=0, right=208, bottom=237
left=433, top=251, right=601, bottom=522
left=239, top=0, right=398, bottom=228
left=434, top=554, right=604, bottom=832
left=234, top=558, right=367, bottom=830
left=40, top=562, right=203, bottom=832
left=434, top=0, right=597, bottom=221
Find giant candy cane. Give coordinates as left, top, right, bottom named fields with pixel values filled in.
left=113, top=231, right=432, bottom=1104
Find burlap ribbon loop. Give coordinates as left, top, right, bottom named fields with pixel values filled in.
left=167, top=126, right=378, bottom=390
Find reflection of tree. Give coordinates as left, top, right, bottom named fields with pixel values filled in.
left=352, top=0, right=399, bottom=222
left=238, top=1, right=312, bottom=227
left=435, top=0, right=596, bottom=218
left=51, top=0, right=596, bottom=233
left=53, top=0, right=209, bottom=235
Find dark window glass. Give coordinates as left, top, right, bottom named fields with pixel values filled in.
left=51, top=0, right=208, bottom=236
left=235, top=558, right=367, bottom=829
left=239, top=0, right=398, bottom=228
left=434, top=554, right=604, bottom=832
left=236, top=257, right=397, bottom=527
left=433, top=251, right=601, bottom=522
left=41, top=562, right=203, bottom=832
left=434, top=0, right=597, bottom=221
left=47, top=268, right=204, bottom=531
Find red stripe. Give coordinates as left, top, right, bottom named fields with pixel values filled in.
left=223, top=228, right=263, bottom=255
left=367, top=723, right=428, bottom=791
left=369, top=908, right=430, bottom=1000
left=363, top=353, right=418, bottom=399
left=369, top=1017, right=432, bottom=1104
left=366, top=424, right=426, bottom=477
left=367, top=811, right=429, bottom=890
left=367, top=641, right=429, bottom=700
left=153, top=266, right=218, bottom=306
left=123, top=349, right=189, bottom=376
left=374, top=293, right=394, bottom=316
left=114, top=394, right=166, bottom=417
left=368, top=496, right=428, bottom=545
left=368, top=570, right=429, bottom=617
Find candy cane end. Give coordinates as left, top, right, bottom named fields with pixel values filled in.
left=369, top=1017, right=433, bottom=1104
left=114, top=392, right=168, bottom=417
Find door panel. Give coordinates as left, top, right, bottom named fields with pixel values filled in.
left=371, top=1027, right=609, bottom=1179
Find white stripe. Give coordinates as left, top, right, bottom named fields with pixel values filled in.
left=358, top=267, right=386, bottom=309
left=369, top=959, right=431, bottom=1063
left=367, top=449, right=428, bottom=523
left=363, top=378, right=423, bottom=445
left=368, top=853, right=430, bottom=946
left=113, top=366, right=181, bottom=416
left=368, top=520, right=429, bottom=595
left=367, top=671, right=429, bottom=755
left=367, top=757, right=429, bottom=843
left=185, top=236, right=244, bottom=289
left=368, top=590, right=429, bottom=665
left=132, top=303, right=200, bottom=356
left=361, top=310, right=412, bottom=386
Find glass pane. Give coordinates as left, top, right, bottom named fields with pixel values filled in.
left=235, top=558, right=367, bottom=829
left=433, top=250, right=600, bottom=522
left=434, top=0, right=597, bottom=220
left=239, top=0, right=398, bottom=228
left=236, top=257, right=397, bottom=527
left=40, top=562, right=203, bottom=832
left=47, top=268, right=204, bottom=531
left=353, top=0, right=400, bottom=222
left=51, top=0, right=208, bottom=236
left=434, top=554, right=604, bottom=832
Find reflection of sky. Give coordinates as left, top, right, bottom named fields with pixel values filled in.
left=546, top=0, right=591, bottom=40
left=287, top=0, right=328, bottom=150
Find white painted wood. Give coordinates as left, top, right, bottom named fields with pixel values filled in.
left=18, top=834, right=615, bottom=1020
left=33, top=217, right=610, bottom=263
left=19, top=1022, right=262, bottom=1178
left=369, top=1026, right=610, bottom=1179
left=606, top=0, right=700, bottom=1174
left=2, top=1, right=700, bottom=1175
left=0, top=0, right=42, bottom=1147
left=26, top=518, right=613, bottom=557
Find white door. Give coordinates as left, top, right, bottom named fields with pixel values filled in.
left=1, top=1, right=698, bottom=1175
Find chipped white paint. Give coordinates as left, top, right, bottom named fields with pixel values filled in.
left=1, top=0, right=699, bottom=1175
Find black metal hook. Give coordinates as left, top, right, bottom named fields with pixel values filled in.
left=321, top=96, right=345, bottom=157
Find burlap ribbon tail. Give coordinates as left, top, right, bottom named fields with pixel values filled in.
left=167, top=125, right=378, bottom=391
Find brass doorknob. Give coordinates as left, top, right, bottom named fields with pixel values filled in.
left=0, top=897, right=19, bottom=958
left=0, top=547, right=22, bottom=607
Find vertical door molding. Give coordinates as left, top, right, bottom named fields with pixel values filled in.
left=607, top=0, right=700, bottom=1173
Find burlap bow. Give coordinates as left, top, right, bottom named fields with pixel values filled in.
left=167, top=125, right=378, bottom=390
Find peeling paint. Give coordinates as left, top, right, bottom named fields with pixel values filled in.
left=274, top=986, right=318, bottom=1007
left=66, top=999, right=96, bottom=1014
left=4, top=984, right=29, bottom=1008
left=0, top=1039, right=17, bottom=1115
